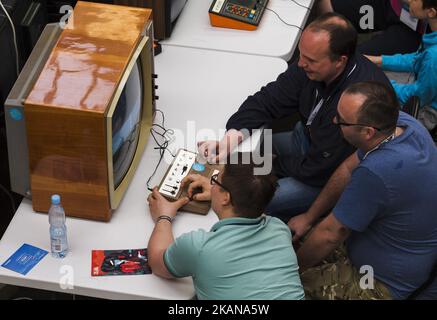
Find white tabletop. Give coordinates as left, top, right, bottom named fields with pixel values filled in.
left=0, top=46, right=287, bottom=299
left=161, top=0, right=314, bottom=61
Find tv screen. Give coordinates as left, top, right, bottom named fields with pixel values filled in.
left=112, top=59, right=143, bottom=188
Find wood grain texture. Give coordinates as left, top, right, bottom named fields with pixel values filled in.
left=24, top=2, right=153, bottom=221
left=26, top=1, right=152, bottom=112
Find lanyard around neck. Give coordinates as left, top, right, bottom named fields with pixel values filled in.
left=362, top=132, right=396, bottom=160
left=306, top=89, right=324, bottom=126
left=306, top=63, right=357, bottom=126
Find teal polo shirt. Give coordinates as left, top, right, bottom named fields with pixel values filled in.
left=164, top=215, right=304, bottom=300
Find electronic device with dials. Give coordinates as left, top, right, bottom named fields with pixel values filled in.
left=209, top=0, right=269, bottom=31
left=158, top=149, right=222, bottom=215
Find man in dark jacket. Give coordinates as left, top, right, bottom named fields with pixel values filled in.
left=198, top=13, right=391, bottom=223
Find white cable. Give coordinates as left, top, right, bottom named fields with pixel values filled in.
left=0, top=0, right=19, bottom=76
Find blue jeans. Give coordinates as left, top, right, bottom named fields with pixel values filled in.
left=265, top=122, right=321, bottom=222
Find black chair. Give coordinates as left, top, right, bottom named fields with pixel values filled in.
left=402, top=95, right=420, bottom=119
left=402, top=96, right=437, bottom=142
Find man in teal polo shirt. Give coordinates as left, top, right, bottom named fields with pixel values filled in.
left=147, top=158, right=304, bottom=300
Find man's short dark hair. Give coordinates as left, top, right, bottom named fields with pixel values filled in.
left=422, top=0, right=437, bottom=10
left=307, top=12, right=357, bottom=61
left=221, top=153, right=277, bottom=219
left=344, top=81, right=400, bottom=133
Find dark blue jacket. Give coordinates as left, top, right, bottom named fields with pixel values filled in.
left=226, top=53, right=391, bottom=187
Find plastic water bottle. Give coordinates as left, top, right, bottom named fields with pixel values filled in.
left=48, top=194, right=69, bottom=258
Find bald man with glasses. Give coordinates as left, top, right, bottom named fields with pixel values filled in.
left=290, top=81, right=437, bottom=300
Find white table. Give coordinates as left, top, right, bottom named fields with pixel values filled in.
left=0, top=46, right=287, bottom=300
left=162, top=0, right=314, bottom=61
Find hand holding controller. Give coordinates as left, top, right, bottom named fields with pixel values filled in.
left=181, top=174, right=212, bottom=201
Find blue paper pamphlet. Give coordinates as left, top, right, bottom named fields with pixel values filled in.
left=2, top=244, right=48, bottom=275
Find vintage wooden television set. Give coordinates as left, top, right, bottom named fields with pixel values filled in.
left=4, top=1, right=157, bottom=221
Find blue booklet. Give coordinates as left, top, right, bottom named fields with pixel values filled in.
left=2, top=244, right=48, bottom=275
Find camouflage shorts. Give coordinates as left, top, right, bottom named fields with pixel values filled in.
left=300, top=244, right=392, bottom=300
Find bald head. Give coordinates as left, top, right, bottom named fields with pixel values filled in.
left=306, top=12, right=357, bottom=61
left=343, top=81, right=400, bottom=133
left=308, top=15, right=349, bottom=30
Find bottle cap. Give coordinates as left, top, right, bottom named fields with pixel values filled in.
left=51, top=194, right=61, bottom=205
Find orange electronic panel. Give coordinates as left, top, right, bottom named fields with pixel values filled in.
left=209, top=0, right=269, bottom=31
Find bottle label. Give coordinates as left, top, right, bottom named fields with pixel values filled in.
left=51, top=238, right=62, bottom=252
left=50, top=227, right=67, bottom=254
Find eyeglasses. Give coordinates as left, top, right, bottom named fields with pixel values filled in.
left=334, top=112, right=386, bottom=132
left=210, top=173, right=233, bottom=203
